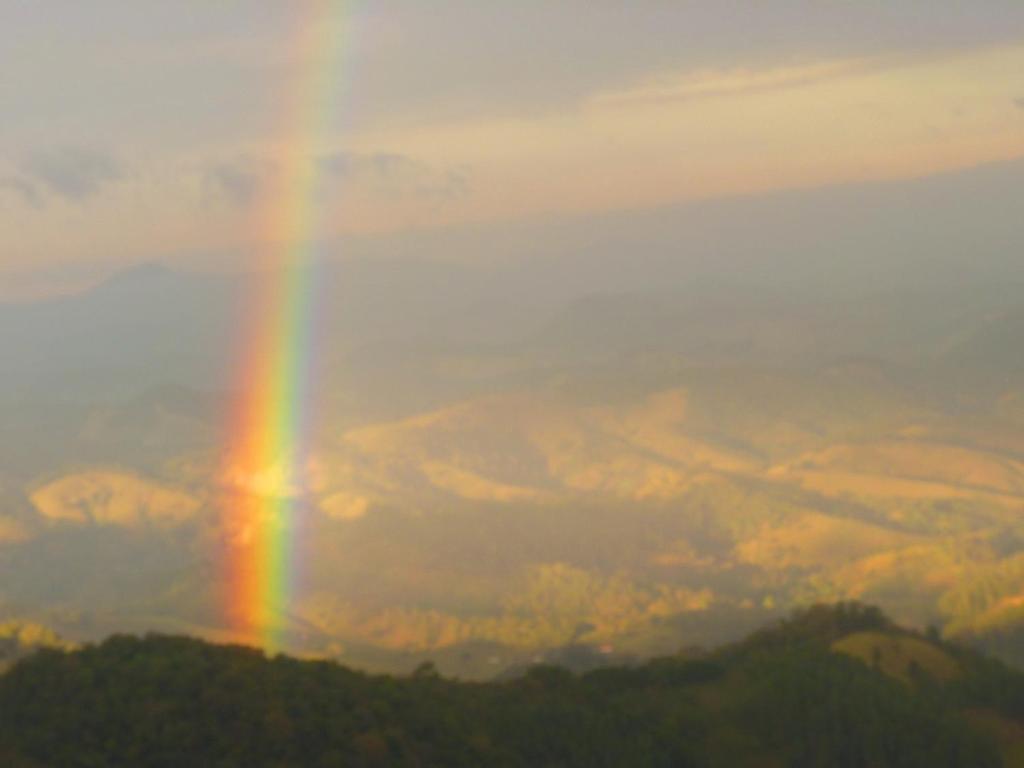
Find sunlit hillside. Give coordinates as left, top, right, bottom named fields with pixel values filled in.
left=0, top=154, right=1023, bottom=676
left=5, top=4, right=1024, bottom=764
left=3, top=265, right=1024, bottom=675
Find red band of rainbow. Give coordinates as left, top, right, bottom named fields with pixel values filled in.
left=222, top=1, right=351, bottom=652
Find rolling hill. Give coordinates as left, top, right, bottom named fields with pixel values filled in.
left=1, top=604, right=1016, bottom=767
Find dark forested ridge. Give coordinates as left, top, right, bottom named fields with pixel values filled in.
left=3, top=603, right=1023, bottom=767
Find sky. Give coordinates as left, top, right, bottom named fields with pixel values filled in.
left=2, top=1, right=1024, bottom=297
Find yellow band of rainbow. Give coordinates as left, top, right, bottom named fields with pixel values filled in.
left=223, top=0, right=352, bottom=652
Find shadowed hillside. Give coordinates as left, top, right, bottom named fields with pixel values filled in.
left=2, top=604, right=1019, bottom=767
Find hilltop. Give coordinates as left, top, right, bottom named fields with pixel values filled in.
left=4, top=603, right=1024, bottom=767
left=0, top=618, right=74, bottom=673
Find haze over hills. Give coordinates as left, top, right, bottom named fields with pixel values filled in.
left=2, top=160, right=1024, bottom=676
left=8, top=3, right=1024, bottom=765
left=3, top=156, right=1024, bottom=389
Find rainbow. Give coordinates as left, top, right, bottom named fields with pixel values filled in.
left=222, top=1, right=352, bottom=651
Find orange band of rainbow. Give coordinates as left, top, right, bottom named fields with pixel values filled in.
left=222, top=1, right=352, bottom=652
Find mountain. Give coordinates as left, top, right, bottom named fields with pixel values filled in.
left=0, top=618, right=73, bottom=673
left=4, top=360, right=1024, bottom=676
left=4, top=150, right=1024, bottom=403
left=0, top=263, right=236, bottom=399
left=0, top=604, right=1016, bottom=767
left=2, top=159, right=1024, bottom=676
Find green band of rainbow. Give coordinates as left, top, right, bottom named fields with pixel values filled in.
left=223, top=1, right=351, bottom=651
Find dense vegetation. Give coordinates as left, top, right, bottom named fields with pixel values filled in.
left=3, top=603, right=1023, bottom=767
left=0, top=619, right=73, bottom=674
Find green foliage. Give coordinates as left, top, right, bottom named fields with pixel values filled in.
left=0, top=605, right=1013, bottom=767
left=0, top=619, right=74, bottom=673
left=735, top=601, right=892, bottom=653
left=734, top=647, right=995, bottom=768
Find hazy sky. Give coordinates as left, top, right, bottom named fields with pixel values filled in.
left=2, top=2, right=1024, bottom=295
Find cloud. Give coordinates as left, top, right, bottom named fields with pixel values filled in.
left=320, top=151, right=470, bottom=200
left=420, top=168, right=470, bottom=201
left=204, top=158, right=268, bottom=207
left=20, top=147, right=121, bottom=202
left=320, top=151, right=419, bottom=180
left=590, top=58, right=875, bottom=109
left=0, top=177, right=41, bottom=208
left=201, top=150, right=469, bottom=214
